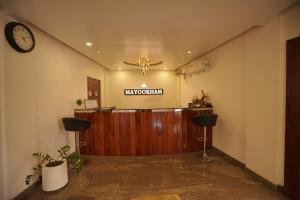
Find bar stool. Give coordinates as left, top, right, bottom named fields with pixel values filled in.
left=62, top=117, right=91, bottom=155
left=192, top=114, right=218, bottom=161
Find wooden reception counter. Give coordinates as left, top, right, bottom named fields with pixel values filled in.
left=74, top=107, right=213, bottom=156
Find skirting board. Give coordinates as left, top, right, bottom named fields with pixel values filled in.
left=211, top=147, right=246, bottom=168
left=212, top=147, right=281, bottom=192
left=13, top=178, right=41, bottom=200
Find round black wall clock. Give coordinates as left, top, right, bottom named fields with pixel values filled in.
left=5, top=22, right=35, bottom=53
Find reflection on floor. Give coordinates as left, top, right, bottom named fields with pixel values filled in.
left=26, top=150, right=287, bottom=200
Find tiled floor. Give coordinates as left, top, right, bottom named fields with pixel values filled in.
left=25, top=150, right=287, bottom=200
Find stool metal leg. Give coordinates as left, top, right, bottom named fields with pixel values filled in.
left=201, top=126, right=213, bottom=161
left=75, top=131, right=80, bottom=155
left=203, top=126, right=207, bottom=158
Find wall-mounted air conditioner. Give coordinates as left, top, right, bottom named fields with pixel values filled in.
left=187, top=59, right=209, bottom=74
left=176, top=59, right=210, bottom=79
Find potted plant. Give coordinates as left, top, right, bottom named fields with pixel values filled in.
left=75, top=99, right=83, bottom=109
left=25, top=145, right=82, bottom=191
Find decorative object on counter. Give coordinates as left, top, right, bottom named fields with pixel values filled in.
left=75, top=99, right=83, bottom=109
left=192, top=114, right=218, bottom=161
left=62, top=117, right=91, bottom=155
left=25, top=145, right=83, bottom=191
left=189, top=90, right=212, bottom=108
left=124, top=88, right=163, bottom=95
left=123, top=58, right=163, bottom=75
left=84, top=99, right=98, bottom=109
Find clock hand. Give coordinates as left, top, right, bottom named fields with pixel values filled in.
left=21, top=37, right=29, bottom=44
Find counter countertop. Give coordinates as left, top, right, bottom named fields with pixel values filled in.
left=74, top=107, right=213, bottom=113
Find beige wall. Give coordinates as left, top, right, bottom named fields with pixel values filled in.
left=2, top=15, right=108, bottom=198
left=244, top=20, right=281, bottom=184
left=180, top=3, right=300, bottom=185
left=108, top=70, right=178, bottom=108
left=180, top=36, right=247, bottom=163
left=245, top=4, right=300, bottom=185
left=0, top=12, right=9, bottom=200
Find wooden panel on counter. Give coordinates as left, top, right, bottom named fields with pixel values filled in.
left=75, top=109, right=213, bottom=156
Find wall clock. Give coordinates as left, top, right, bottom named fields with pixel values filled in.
left=5, top=22, right=35, bottom=53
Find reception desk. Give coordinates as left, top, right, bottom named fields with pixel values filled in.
left=74, top=108, right=213, bottom=156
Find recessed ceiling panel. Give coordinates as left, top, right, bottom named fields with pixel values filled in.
left=2, top=0, right=297, bottom=70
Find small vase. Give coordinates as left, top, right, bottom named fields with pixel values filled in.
left=75, top=104, right=83, bottom=109
left=42, top=161, right=68, bottom=191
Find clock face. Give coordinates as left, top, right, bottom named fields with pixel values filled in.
left=5, top=22, right=35, bottom=53
left=13, top=25, right=34, bottom=51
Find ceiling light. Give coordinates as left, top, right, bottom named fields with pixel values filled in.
left=187, top=51, right=192, bottom=54
left=138, top=58, right=150, bottom=76
left=96, top=50, right=100, bottom=54
left=141, top=83, right=148, bottom=88
left=86, top=42, right=93, bottom=47
left=123, top=58, right=163, bottom=76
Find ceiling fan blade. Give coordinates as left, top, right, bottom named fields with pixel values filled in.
left=123, top=61, right=138, bottom=66
left=150, top=61, right=164, bottom=66
left=123, top=60, right=164, bottom=67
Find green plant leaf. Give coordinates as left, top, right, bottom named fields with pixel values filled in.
left=67, top=152, right=83, bottom=173
left=26, top=145, right=81, bottom=185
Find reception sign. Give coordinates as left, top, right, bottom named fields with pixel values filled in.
left=124, top=88, right=163, bottom=95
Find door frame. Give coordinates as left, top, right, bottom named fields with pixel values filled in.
left=282, top=36, right=300, bottom=199
left=87, top=76, right=101, bottom=108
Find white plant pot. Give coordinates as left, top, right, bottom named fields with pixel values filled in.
left=75, top=104, right=83, bottom=109
left=42, top=160, right=68, bottom=191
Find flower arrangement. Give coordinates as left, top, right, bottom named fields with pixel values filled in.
left=192, top=95, right=201, bottom=103
left=190, top=90, right=212, bottom=108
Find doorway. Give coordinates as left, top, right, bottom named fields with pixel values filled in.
left=283, top=36, right=300, bottom=199
left=87, top=77, right=101, bottom=108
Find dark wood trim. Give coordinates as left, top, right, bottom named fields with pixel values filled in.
left=87, top=76, right=100, bottom=82
left=75, top=109, right=213, bottom=156
left=87, top=76, right=101, bottom=108
left=283, top=36, right=300, bottom=200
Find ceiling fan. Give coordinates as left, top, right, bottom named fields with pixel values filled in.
left=123, top=58, right=164, bottom=75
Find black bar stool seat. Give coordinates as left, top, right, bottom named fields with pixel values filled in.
left=62, top=117, right=90, bottom=131
left=192, top=114, right=218, bottom=127
left=192, top=114, right=218, bottom=160
left=62, top=117, right=91, bottom=154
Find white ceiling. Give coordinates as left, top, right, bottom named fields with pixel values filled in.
left=2, top=0, right=298, bottom=70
